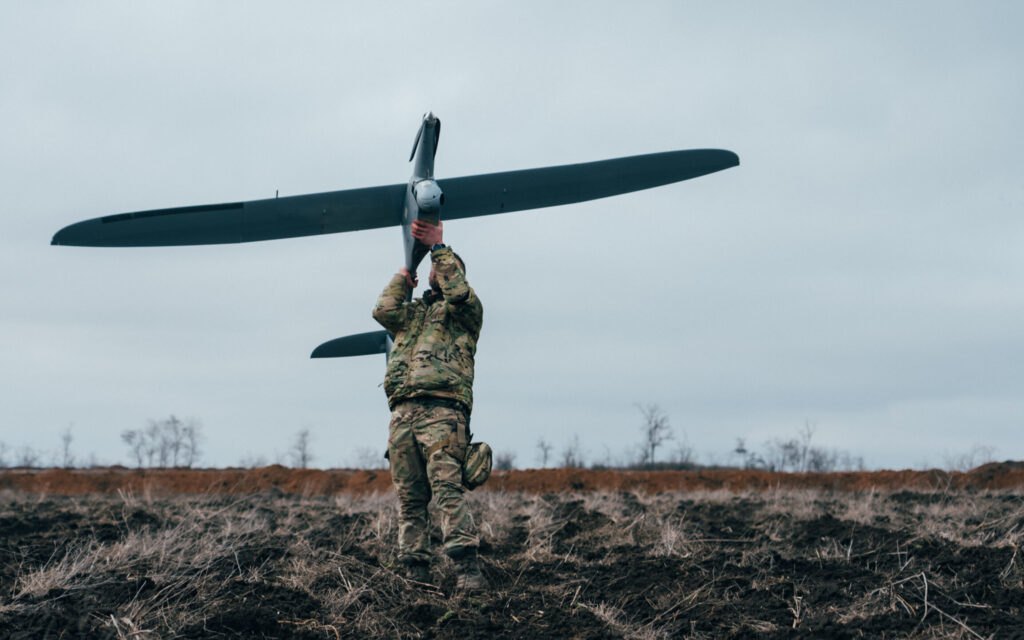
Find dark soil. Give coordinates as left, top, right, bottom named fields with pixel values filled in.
left=1, top=487, right=1022, bottom=638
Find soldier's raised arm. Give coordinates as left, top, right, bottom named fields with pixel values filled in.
left=431, top=246, right=483, bottom=337
left=412, top=220, right=482, bottom=336
left=372, top=269, right=413, bottom=334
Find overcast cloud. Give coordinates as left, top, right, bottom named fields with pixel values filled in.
left=2, top=1, right=1022, bottom=469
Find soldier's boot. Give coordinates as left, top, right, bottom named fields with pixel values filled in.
left=454, top=550, right=487, bottom=591
left=402, top=559, right=433, bottom=586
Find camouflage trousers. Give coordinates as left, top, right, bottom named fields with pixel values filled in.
left=387, top=399, right=478, bottom=564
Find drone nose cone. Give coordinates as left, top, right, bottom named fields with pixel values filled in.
left=424, top=111, right=437, bottom=123
left=414, top=179, right=444, bottom=213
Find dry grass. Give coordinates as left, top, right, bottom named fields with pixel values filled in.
left=1, top=487, right=1022, bottom=638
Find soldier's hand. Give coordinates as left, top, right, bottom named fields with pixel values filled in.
left=411, top=219, right=443, bottom=246
left=400, top=267, right=418, bottom=288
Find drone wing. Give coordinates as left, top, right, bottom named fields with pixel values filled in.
left=310, top=330, right=391, bottom=359
left=51, top=149, right=738, bottom=247
left=438, top=149, right=738, bottom=221
left=51, top=184, right=408, bottom=247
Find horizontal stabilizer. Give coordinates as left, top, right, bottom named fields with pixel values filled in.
left=438, top=149, right=738, bottom=221
left=52, top=184, right=407, bottom=247
left=310, top=330, right=391, bottom=359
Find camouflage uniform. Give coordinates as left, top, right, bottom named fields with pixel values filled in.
left=372, top=246, right=483, bottom=564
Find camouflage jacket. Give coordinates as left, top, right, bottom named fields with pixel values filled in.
left=372, top=247, right=483, bottom=412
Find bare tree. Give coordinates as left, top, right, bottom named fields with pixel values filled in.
left=0, top=441, right=9, bottom=468
left=494, top=451, right=516, bottom=471
left=838, top=451, right=866, bottom=472
left=750, top=422, right=865, bottom=473
left=159, top=415, right=185, bottom=467
left=669, top=433, right=696, bottom=468
left=59, top=426, right=75, bottom=468
left=797, top=421, right=816, bottom=472
left=350, top=446, right=387, bottom=470
left=560, top=434, right=585, bottom=468
left=122, top=429, right=145, bottom=468
left=143, top=421, right=162, bottom=467
left=291, top=429, right=314, bottom=469
left=16, top=446, right=40, bottom=468
left=943, top=445, right=996, bottom=472
left=807, top=447, right=838, bottom=472
left=637, top=404, right=673, bottom=466
left=148, top=415, right=185, bottom=467
left=592, top=445, right=618, bottom=470
left=535, top=438, right=552, bottom=468
left=238, top=453, right=269, bottom=468
left=734, top=437, right=747, bottom=459
left=122, top=416, right=203, bottom=469
left=733, top=436, right=767, bottom=470
left=734, top=437, right=759, bottom=468
left=764, top=438, right=800, bottom=472
left=180, top=419, right=202, bottom=468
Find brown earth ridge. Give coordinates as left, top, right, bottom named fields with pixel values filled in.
left=3, top=462, right=1024, bottom=495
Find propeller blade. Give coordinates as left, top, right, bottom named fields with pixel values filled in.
left=310, top=330, right=391, bottom=359
left=438, top=149, right=738, bottom=220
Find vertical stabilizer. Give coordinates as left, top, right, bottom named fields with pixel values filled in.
left=409, top=112, right=441, bottom=178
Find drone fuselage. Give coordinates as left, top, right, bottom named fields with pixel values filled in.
left=403, top=113, right=443, bottom=280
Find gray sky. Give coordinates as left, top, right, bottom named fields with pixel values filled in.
left=2, top=1, right=1022, bottom=470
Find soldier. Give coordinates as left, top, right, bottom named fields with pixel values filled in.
left=372, top=218, right=486, bottom=590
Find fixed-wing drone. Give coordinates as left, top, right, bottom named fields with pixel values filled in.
left=52, top=113, right=739, bottom=359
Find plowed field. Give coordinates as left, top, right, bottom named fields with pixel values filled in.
left=1, top=467, right=1022, bottom=638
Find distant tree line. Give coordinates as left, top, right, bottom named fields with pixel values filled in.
left=732, top=422, right=865, bottom=472
left=530, top=404, right=697, bottom=471
left=521, top=407, right=869, bottom=473
left=0, top=409, right=1002, bottom=473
